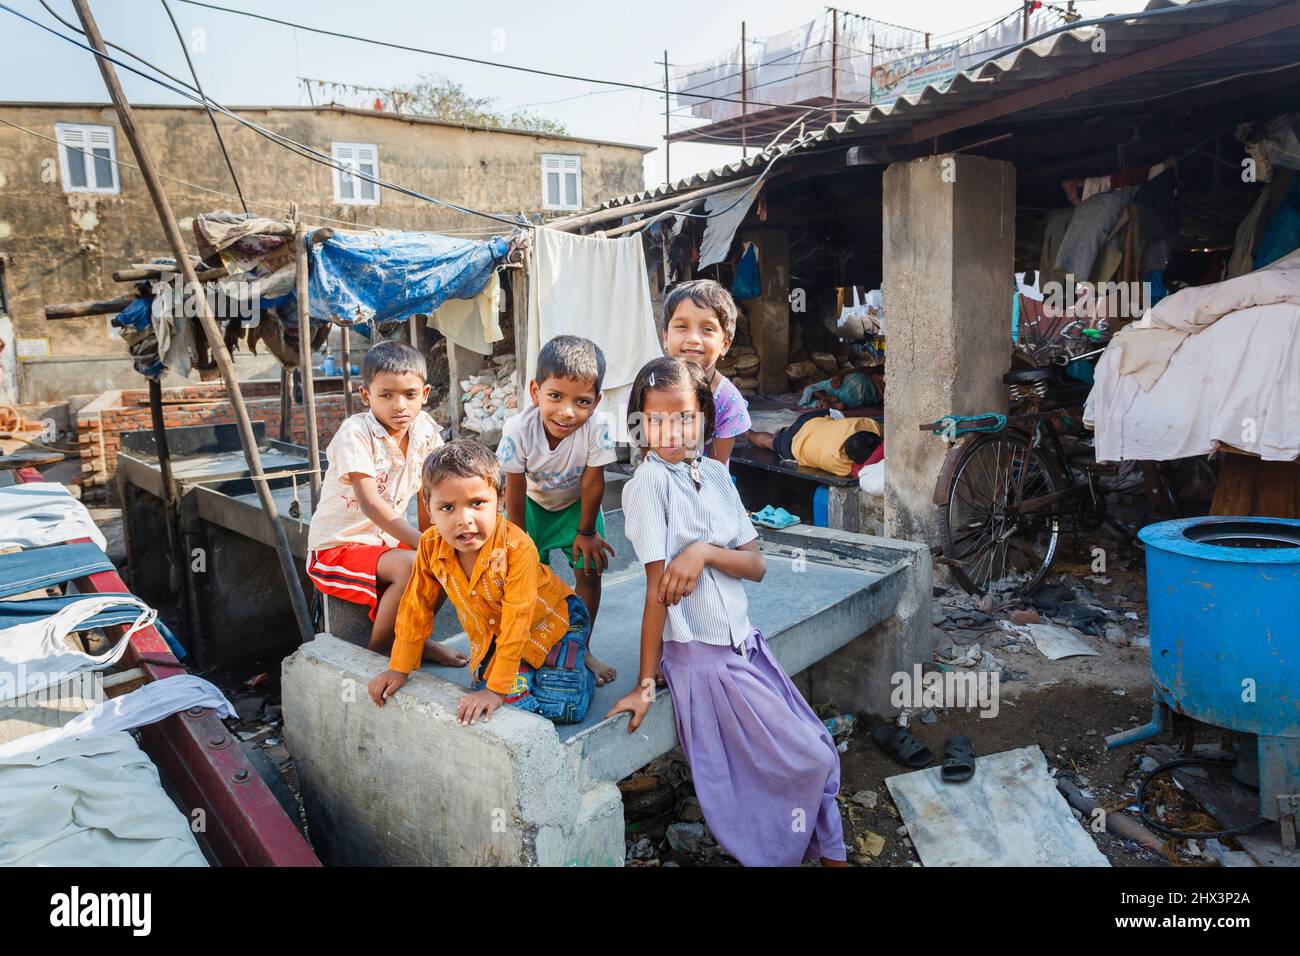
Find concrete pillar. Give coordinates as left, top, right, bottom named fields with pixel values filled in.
left=736, top=228, right=789, bottom=394
left=882, top=154, right=1014, bottom=546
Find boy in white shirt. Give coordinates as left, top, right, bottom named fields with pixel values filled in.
left=306, top=340, right=466, bottom=667
left=497, top=335, right=618, bottom=684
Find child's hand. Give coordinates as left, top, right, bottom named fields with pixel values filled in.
left=457, top=688, right=504, bottom=726
left=660, top=542, right=706, bottom=605
left=604, top=678, right=656, bottom=733
left=572, top=531, right=615, bottom=577
left=368, top=669, right=408, bottom=707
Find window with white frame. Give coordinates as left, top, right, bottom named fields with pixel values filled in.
left=541, top=154, right=581, bottom=211
left=55, top=123, right=119, bottom=194
left=331, top=142, right=380, bottom=205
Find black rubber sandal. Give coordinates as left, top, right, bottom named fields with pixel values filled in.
left=871, top=724, right=935, bottom=768
left=941, top=735, right=976, bottom=783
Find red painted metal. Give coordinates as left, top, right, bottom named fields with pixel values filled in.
left=13, top=471, right=318, bottom=866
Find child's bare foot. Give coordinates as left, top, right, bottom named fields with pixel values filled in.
left=423, top=640, right=468, bottom=667
left=821, top=857, right=849, bottom=867
left=586, top=653, right=617, bottom=686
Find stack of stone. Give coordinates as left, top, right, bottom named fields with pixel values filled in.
left=460, top=355, right=518, bottom=446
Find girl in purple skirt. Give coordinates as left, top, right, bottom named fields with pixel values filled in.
left=606, top=357, right=846, bottom=867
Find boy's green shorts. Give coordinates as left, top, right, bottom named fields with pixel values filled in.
left=525, top=496, right=606, bottom=569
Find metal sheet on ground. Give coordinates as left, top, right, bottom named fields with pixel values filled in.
left=886, top=744, right=1110, bottom=867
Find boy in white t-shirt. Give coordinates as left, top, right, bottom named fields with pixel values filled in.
left=497, top=335, right=619, bottom=685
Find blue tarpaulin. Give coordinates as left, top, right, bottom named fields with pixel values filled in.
left=305, top=230, right=508, bottom=328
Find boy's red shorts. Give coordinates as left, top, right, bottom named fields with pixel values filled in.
left=306, top=543, right=412, bottom=621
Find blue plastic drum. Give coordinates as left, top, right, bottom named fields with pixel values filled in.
left=1139, top=517, right=1300, bottom=737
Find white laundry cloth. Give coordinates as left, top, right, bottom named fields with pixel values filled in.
left=0, top=595, right=155, bottom=704
left=1085, top=303, right=1300, bottom=462
left=0, top=481, right=107, bottom=551
left=527, top=228, right=663, bottom=443
left=0, top=674, right=234, bottom=759
left=0, top=732, right=208, bottom=866
left=0, top=676, right=231, bottom=867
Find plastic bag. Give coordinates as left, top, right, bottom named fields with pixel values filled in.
left=732, top=243, right=760, bottom=300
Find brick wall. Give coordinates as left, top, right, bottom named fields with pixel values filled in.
left=77, top=380, right=353, bottom=501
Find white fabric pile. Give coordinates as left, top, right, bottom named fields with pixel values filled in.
left=1086, top=249, right=1300, bottom=462
left=0, top=675, right=234, bottom=867
left=0, top=482, right=107, bottom=552
left=460, top=355, right=517, bottom=444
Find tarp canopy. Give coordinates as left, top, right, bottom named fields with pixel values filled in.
left=304, top=230, right=509, bottom=328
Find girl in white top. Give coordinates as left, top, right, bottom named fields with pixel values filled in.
left=607, top=357, right=846, bottom=867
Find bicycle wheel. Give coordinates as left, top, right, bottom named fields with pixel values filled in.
left=939, top=431, right=1062, bottom=595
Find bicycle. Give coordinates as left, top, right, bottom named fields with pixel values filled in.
left=921, top=360, right=1117, bottom=596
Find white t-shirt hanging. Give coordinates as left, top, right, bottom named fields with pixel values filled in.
left=496, top=404, right=616, bottom=511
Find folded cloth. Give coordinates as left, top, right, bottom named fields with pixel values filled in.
left=0, top=482, right=107, bottom=552
left=0, top=543, right=116, bottom=599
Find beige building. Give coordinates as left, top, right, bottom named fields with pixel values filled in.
left=0, top=103, right=650, bottom=403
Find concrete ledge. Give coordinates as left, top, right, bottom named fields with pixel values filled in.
left=283, top=634, right=624, bottom=866
left=283, top=522, right=932, bottom=866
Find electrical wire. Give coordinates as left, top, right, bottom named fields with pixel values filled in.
left=3, top=2, right=525, bottom=227
left=170, top=0, right=865, bottom=117
left=158, top=0, right=248, bottom=214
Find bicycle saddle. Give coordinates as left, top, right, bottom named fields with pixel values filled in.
left=1003, top=366, right=1065, bottom=387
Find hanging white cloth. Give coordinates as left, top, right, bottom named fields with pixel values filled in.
left=0, top=481, right=107, bottom=552
left=527, top=229, right=663, bottom=442
left=0, top=594, right=155, bottom=704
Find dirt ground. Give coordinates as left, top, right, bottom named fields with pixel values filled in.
left=79, top=499, right=1250, bottom=868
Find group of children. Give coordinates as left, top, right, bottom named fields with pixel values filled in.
left=306, top=279, right=846, bottom=866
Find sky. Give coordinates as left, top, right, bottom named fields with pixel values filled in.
left=0, top=0, right=1137, bottom=191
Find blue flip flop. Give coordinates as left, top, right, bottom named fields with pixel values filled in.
left=750, top=505, right=800, bottom=530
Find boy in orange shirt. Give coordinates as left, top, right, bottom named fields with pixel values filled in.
left=367, top=439, right=597, bottom=726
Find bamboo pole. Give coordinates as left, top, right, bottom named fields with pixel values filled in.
left=341, top=324, right=353, bottom=416
left=45, top=295, right=138, bottom=320
left=293, top=204, right=322, bottom=511
left=71, top=0, right=313, bottom=645
left=278, top=365, right=292, bottom=442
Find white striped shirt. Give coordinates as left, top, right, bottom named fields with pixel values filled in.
left=622, top=452, right=758, bottom=648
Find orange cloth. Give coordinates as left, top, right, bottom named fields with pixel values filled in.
left=389, top=517, right=574, bottom=694
left=790, top=416, right=881, bottom=477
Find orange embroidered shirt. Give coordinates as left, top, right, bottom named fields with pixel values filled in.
left=389, top=518, right=575, bottom=694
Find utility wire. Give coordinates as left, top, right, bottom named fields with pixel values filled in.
left=4, top=2, right=524, bottom=227
left=171, top=0, right=863, bottom=116
left=158, top=0, right=248, bottom=214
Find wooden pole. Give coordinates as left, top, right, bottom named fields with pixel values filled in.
left=293, top=204, right=322, bottom=510
left=147, top=379, right=183, bottom=596
left=70, top=0, right=314, bottom=645
left=278, top=365, right=292, bottom=441
left=663, top=50, right=671, bottom=188
left=740, top=22, right=748, bottom=160
left=340, top=324, right=353, bottom=416
left=831, top=9, right=839, bottom=123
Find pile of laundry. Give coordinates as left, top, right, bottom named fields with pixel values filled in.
left=460, top=355, right=518, bottom=444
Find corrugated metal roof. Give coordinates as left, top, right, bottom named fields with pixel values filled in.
left=588, top=0, right=1300, bottom=212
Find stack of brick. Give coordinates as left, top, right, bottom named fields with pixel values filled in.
left=76, top=379, right=354, bottom=502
